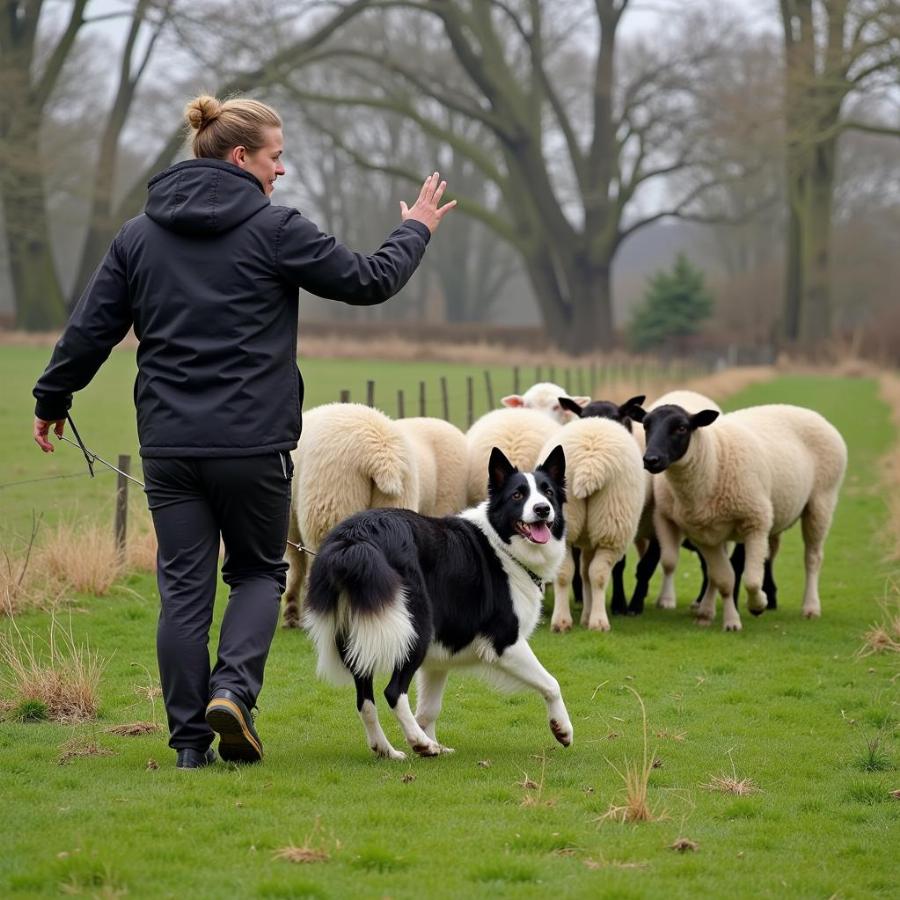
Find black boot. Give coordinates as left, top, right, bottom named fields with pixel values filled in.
left=175, top=747, right=217, bottom=769
left=206, top=689, right=263, bottom=763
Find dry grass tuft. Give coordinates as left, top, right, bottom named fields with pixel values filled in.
left=703, top=751, right=760, bottom=796
left=670, top=837, right=699, bottom=853
left=272, top=818, right=337, bottom=865
left=106, top=722, right=159, bottom=736
left=857, top=584, right=900, bottom=657
left=878, top=373, right=900, bottom=561
left=35, top=521, right=122, bottom=597
left=890, top=789, right=899, bottom=800
left=124, top=514, right=157, bottom=574
left=702, top=773, right=760, bottom=796
left=0, top=616, right=107, bottom=723
left=58, top=733, right=115, bottom=765
left=598, top=687, right=667, bottom=824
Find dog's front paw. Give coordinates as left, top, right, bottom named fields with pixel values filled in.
left=550, top=718, right=573, bottom=747
left=373, top=744, right=407, bottom=761
left=412, top=739, right=445, bottom=757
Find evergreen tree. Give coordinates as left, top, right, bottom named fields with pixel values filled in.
left=628, top=254, right=714, bottom=352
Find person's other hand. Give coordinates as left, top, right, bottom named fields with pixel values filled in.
left=400, top=172, right=457, bottom=234
left=34, top=417, right=64, bottom=453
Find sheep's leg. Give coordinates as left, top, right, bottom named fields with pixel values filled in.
left=551, top=545, right=577, bottom=632
left=282, top=514, right=307, bottom=628
left=764, top=534, right=780, bottom=610
left=743, top=532, right=770, bottom=616
left=494, top=639, right=573, bottom=747
left=585, top=548, right=618, bottom=632
left=687, top=540, right=710, bottom=609
left=655, top=513, right=682, bottom=610
left=579, top=546, right=595, bottom=627
left=415, top=668, right=450, bottom=745
left=800, top=493, right=837, bottom=618
left=610, top=555, right=628, bottom=616
left=697, top=543, right=740, bottom=630
left=628, top=536, right=660, bottom=615
left=730, top=543, right=746, bottom=607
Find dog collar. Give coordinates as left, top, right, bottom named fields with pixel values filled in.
left=496, top=543, right=546, bottom=591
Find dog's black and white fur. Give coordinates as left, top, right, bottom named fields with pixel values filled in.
left=304, top=446, right=571, bottom=759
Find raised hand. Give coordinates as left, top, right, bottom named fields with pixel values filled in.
left=400, top=172, right=457, bottom=234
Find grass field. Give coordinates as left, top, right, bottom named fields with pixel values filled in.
left=1, top=352, right=898, bottom=899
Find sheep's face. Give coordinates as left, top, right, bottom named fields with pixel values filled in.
left=501, top=383, right=589, bottom=424
left=642, top=405, right=719, bottom=473
left=573, top=395, right=647, bottom=433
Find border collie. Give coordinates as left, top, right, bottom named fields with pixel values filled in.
left=303, top=446, right=571, bottom=759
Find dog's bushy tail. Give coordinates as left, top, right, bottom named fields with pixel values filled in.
left=304, top=536, right=415, bottom=684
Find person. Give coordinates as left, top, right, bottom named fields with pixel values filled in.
left=32, top=94, right=455, bottom=769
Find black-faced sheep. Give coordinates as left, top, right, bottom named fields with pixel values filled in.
left=643, top=403, right=847, bottom=631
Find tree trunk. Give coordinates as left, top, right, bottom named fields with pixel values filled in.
left=567, top=262, right=614, bottom=355
left=799, top=136, right=836, bottom=347
left=0, top=135, right=66, bottom=329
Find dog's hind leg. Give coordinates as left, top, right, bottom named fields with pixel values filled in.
left=495, top=640, right=573, bottom=747
left=355, top=673, right=405, bottom=760
left=414, top=668, right=451, bottom=748
left=385, top=650, right=449, bottom=757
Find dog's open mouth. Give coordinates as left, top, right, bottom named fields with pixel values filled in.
left=516, top=520, right=551, bottom=545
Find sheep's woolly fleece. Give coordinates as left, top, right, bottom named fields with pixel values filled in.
left=465, top=407, right=561, bottom=504
left=395, top=417, right=468, bottom=517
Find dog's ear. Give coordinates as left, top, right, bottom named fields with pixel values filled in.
left=538, top=444, right=566, bottom=486
left=558, top=397, right=584, bottom=418
left=488, top=446, right=517, bottom=492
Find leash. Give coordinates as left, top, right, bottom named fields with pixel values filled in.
left=56, top=416, right=317, bottom=557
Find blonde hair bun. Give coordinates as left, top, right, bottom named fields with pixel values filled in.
left=185, top=95, right=222, bottom=131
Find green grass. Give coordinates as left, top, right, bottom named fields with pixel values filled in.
left=2, top=355, right=899, bottom=898
left=1, top=346, right=578, bottom=543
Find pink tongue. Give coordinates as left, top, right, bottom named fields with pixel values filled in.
left=529, top=522, right=551, bottom=544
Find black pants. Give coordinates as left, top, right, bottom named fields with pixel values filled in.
left=143, top=453, right=293, bottom=750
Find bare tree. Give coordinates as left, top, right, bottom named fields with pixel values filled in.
left=779, top=0, right=900, bottom=347
left=0, top=0, right=389, bottom=329
left=276, top=0, right=754, bottom=352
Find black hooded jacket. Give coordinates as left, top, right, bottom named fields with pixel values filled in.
left=33, top=158, right=431, bottom=457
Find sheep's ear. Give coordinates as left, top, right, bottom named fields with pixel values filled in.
left=558, top=397, right=584, bottom=417
left=488, top=447, right=517, bottom=491
left=572, top=396, right=591, bottom=408
left=538, top=445, right=566, bottom=486
left=620, top=396, right=647, bottom=420
left=690, top=409, right=719, bottom=429
left=501, top=394, right=524, bottom=408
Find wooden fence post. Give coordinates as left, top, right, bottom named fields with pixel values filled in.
left=419, top=381, right=426, bottom=416
left=440, top=376, right=449, bottom=421
left=397, top=390, right=405, bottom=419
left=513, top=365, right=520, bottom=394
left=366, top=380, right=375, bottom=408
left=339, top=390, right=350, bottom=403
left=115, top=455, right=130, bottom=563
left=467, top=376, right=474, bottom=427
left=484, top=371, right=494, bottom=410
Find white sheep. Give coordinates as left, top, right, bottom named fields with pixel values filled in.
left=538, top=417, right=646, bottom=632
left=282, top=403, right=419, bottom=627
left=395, top=417, right=468, bottom=517
left=502, top=382, right=590, bottom=424
left=644, top=403, right=847, bottom=631
left=465, top=407, right=561, bottom=504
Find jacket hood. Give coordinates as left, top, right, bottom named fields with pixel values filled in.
left=145, top=159, right=269, bottom=235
